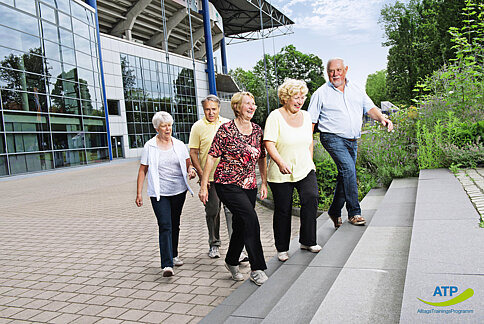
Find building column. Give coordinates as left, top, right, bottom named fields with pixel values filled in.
left=85, top=0, right=113, bottom=161
left=220, top=35, right=228, bottom=74
left=201, top=0, right=217, bottom=95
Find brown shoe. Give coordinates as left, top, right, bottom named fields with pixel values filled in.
left=329, top=214, right=342, bottom=229
left=348, top=215, right=366, bottom=226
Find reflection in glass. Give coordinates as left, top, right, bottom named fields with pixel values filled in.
left=50, top=115, right=81, bottom=131
left=9, top=152, right=54, bottom=174
left=85, top=133, right=107, bottom=148
left=54, top=150, right=86, bottom=168
left=6, top=133, right=51, bottom=153
left=1, top=4, right=39, bottom=36
left=52, top=132, right=85, bottom=150
left=40, top=3, right=56, bottom=23
left=83, top=117, right=106, bottom=132
left=3, top=113, right=48, bottom=131
left=86, top=148, right=108, bottom=162
left=0, top=156, right=7, bottom=176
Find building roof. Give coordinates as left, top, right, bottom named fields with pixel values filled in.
left=95, top=0, right=293, bottom=57
left=210, top=0, right=294, bottom=41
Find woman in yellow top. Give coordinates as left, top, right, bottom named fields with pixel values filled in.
left=264, top=79, right=321, bottom=262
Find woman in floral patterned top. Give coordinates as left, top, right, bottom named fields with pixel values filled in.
left=199, top=92, right=269, bottom=286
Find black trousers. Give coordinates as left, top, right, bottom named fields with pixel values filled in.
left=269, top=170, right=318, bottom=252
left=215, top=183, right=267, bottom=271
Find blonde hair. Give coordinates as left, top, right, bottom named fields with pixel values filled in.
left=152, top=111, right=173, bottom=129
left=230, top=92, right=255, bottom=117
left=278, top=79, right=308, bottom=105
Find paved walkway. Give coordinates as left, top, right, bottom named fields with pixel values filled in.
left=0, top=160, right=300, bottom=324
left=456, top=168, right=484, bottom=218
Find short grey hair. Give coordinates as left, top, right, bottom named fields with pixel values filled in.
left=152, top=111, right=173, bottom=129
left=326, top=57, right=345, bottom=72
left=201, top=94, right=220, bottom=107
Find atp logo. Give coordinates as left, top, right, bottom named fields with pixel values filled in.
left=418, top=286, right=474, bottom=307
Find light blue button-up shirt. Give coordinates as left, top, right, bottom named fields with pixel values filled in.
left=307, top=79, right=375, bottom=139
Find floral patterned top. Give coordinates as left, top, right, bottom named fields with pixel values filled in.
left=208, top=120, right=266, bottom=189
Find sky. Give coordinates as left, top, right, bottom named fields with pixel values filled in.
left=216, top=0, right=397, bottom=89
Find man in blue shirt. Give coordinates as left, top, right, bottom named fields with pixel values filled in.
left=308, top=58, right=393, bottom=228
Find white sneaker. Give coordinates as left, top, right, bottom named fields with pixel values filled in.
left=208, top=246, right=220, bottom=258
left=162, top=267, right=174, bottom=277
left=277, top=251, right=289, bottom=262
left=173, top=256, right=183, bottom=266
left=250, top=270, right=268, bottom=286
left=225, top=262, right=244, bottom=281
left=300, top=244, right=322, bottom=253
left=239, top=251, right=249, bottom=263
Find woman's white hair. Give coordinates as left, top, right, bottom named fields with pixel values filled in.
left=152, top=111, right=173, bottom=129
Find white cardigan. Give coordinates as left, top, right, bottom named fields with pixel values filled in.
left=140, top=136, right=194, bottom=200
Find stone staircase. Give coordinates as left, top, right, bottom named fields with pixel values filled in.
left=201, top=169, right=482, bottom=323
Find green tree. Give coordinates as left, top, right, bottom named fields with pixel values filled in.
left=380, top=0, right=469, bottom=103
left=365, top=69, right=388, bottom=107
left=230, top=45, right=325, bottom=125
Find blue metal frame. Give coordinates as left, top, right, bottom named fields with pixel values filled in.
left=85, top=0, right=113, bottom=161
left=200, top=0, right=217, bottom=95
left=220, top=36, right=228, bottom=74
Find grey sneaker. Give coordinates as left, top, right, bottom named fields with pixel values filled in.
left=250, top=270, right=268, bottom=286
left=208, top=246, right=220, bottom=258
left=225, top=262, right=244, bottom=281
left=239, top=251, right=249, bottom=263
left=300, top=244, right=322, bottom=253
left=173, top=256, right=183, bottom=266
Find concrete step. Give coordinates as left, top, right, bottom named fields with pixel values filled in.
left=202, top=187, right=387, bottom=323
left=200, top=208, right=330, bottom=324
left=399, top=169, right=482, bottom=323
left=309, top=178, right=417, bottom=323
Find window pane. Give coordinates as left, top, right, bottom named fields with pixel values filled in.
left=54, top=149, right=86, bottom=168
left=50, top=115, right=81, bottom=131
left=52, top=132, right=84, bottom=150
left=0, top=156, right=7, bottom=176
left=86, top=148, right=108, bottom=162
left=3, top=112, right=48, bottom=131
left=85, top=133, right=107, bottom=148
left=9, top=152, right=53, bottom=174
left=83, top=117, right=105, bottom=132
left=6, top=133, right=51, bottom=153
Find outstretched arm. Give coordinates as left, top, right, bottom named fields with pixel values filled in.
left=367, top=107, right=394, bottom=131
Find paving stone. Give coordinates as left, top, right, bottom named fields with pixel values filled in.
left=0, top=161, right=290, bottom=323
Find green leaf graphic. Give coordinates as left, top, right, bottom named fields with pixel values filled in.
left=417, top=288, right=474, bottom=307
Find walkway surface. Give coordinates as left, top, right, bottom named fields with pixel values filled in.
left=0, top=160, right=300, bottom=324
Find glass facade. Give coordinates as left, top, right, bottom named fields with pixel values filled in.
left=0, top=0, right=108, bottom=176
left=121, top=54, right=197, bottom=147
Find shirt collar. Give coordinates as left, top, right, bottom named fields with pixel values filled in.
left=329, top=78, right=350, bottom=90
left=203, top=116, right=222, bottom=125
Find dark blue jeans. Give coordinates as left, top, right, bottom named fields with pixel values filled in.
left=150, top=191, right=187, bottom=268
left=320, top=133, right=361, bottom=218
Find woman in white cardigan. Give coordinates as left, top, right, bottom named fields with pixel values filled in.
left=136, top=111, right=196, bottom=277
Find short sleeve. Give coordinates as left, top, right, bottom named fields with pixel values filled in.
left=307, top=89, right=322, bottom=124
left=140, top=145, right=149, bottom=165
left=263, top=111, right=279, bottom=142
left=208, top=126, right=224, bottom=158
left=180, top=142, right=190, bottom=160
left=188, top=122, right=200, bottom=149
left=362, top=92, right=375, bottom=114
